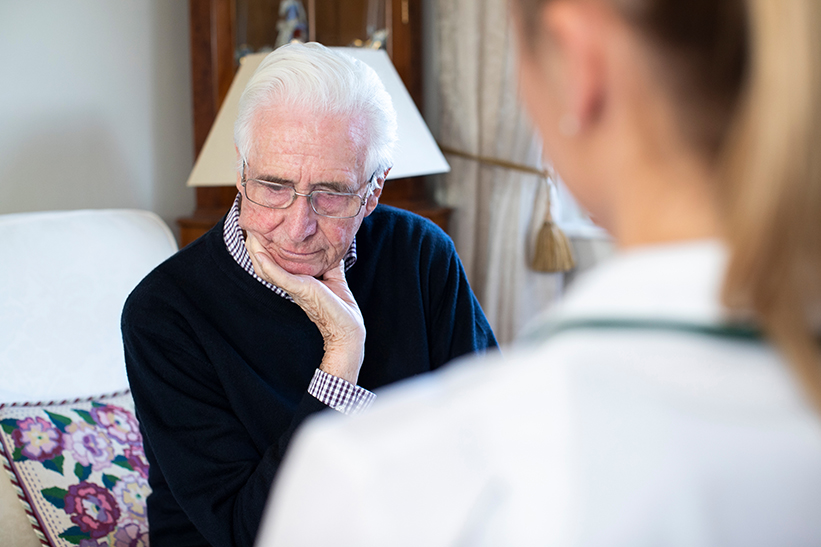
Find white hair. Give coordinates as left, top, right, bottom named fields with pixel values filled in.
left=234, top=42, right=397, bottom=178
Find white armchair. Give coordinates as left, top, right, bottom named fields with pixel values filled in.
left=0, top=209, right=177, bottom=547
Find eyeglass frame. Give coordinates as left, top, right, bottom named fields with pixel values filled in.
left=240, top=159, right=379, bottom=219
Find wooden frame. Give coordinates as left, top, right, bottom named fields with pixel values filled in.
left=178, top=0, right=238, bottom=247
left=178, top=0, right=448, bottom=247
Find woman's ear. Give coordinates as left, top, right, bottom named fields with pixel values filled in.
left=540, top=0, right=608, bottom=133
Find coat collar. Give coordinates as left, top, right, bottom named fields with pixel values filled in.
left=522, top=240, right=735, bottom=340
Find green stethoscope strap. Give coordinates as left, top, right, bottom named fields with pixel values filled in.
left=522, top=318, right=764, bottom=345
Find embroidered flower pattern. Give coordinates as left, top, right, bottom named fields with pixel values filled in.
left=11, top=416, right=63, bottom=462
left=109, top=519, right=149, bottom=547
left=64, top=481, right=122, bottom=538
left=124, top=445, right=150, bottom=480
left=0, top=398, right=152, bottom=546
left=113, top=474, right=151, bottom=520
left=64, top=421, right=115, bottom=472
left=91, top=405, right=142, bottom=446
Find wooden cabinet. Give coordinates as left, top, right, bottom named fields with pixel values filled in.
left=178, top=0, right=448, bottom=247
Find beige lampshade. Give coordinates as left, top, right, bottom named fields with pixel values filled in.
left=186, top=47, right=450, bottom=187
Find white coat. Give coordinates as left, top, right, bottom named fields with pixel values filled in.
left=258, top=240, right=821, bottom=546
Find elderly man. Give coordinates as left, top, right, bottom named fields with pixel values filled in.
left=121, top=42, right=496, bottom=547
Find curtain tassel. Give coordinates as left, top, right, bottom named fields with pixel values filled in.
left=531, top=178, right=575, bottom=273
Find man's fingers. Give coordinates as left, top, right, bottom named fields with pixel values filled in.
left=245, top=235, right=330, bottom=311
left=244, top=233, right=362, bottom=337
left=243, top=233, right=365, bottom=380
left=245, top=234, right=305, bottom=292
left=252, top=247, right=290, bottom=285
left=319, top=259, right=346, bottom=283
left=321, top=259, right=342, bottom=277
left=255, top=252, right=317, bottom=303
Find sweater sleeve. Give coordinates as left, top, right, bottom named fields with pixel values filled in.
left=122, top=292, right=325, bottom=547
left=423, top=229, right=498, bottom=366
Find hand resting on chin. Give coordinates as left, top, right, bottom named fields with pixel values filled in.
left=245, top=232, right=366, bottom=385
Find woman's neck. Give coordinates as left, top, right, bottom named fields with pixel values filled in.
left=611, top=146, right=723, bottom=249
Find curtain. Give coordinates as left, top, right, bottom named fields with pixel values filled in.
left=432, top=0, right=612, bottom=344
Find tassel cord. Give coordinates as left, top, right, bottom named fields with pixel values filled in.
left=439, top=145, right=575, bottom=273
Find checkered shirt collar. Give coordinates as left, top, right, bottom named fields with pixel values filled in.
left=223, top=193, right=357, bottom=301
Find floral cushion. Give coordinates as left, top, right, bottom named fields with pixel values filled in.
left=0, top=392, right=149, bottom=547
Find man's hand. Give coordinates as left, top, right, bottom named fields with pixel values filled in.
left=245, top=233, right=366, bottom=385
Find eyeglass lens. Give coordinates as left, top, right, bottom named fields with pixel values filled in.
left=246, top=180, right=363, bottom=218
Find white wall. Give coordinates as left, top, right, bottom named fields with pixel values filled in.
left=0, top=1, right=194, bottom=238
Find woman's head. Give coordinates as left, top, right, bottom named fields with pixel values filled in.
left=515, top=0, right=746, bottom=156
left=512, top=0, right=821, bottom=409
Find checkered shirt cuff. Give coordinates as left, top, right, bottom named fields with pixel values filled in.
left=307, top=369, right=376, bottom=415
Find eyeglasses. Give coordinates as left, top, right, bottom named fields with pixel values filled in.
left=241, top=160, right=376, bottom=219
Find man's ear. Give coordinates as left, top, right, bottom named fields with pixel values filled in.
left=363, top=167, right=390, bottom=217
left=235, top=146, right=244, bottom=193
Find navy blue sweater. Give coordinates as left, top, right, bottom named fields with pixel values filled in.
left=122, top=205, right=497, bottom=547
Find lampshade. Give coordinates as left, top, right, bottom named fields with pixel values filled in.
left=186, top=47, right=450, bottom=187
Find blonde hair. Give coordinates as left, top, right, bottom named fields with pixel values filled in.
left=517, top=0, right=821, bottom=410
left=721, top=0, right=821, bottom=410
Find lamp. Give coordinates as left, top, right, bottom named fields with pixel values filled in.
left=186, top=47, right=450, bottom=187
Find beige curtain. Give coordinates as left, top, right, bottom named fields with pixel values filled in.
left=432, top=0, right=612, bottom=344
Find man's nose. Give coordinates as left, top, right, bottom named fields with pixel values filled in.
left=283, top=194, right=318, bottom=241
